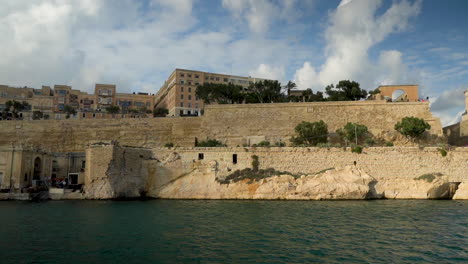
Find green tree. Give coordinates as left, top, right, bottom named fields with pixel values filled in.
left=290, top=120, right=328, bottom=146
left=325, top=80, right=368, bottom=101
left=63, top=105, right=76, bottom=119
left=394, top=116, right=431, bottom=139
left=303, top=89, right=325, bottom=102
left=153, top=107, right=169, bottom=117
left=285, top=80, right=297, bottom=96
left=336, top=122, right=369, bottom=144
left=248, top=80, right=284, bottom=103
left=32, top=111, right=43, bottom=120
left=196, top=83, right=244, bottom=104
left=105, top=105, right=120, bottom=114
left=4, top=100, right=29, bottom=119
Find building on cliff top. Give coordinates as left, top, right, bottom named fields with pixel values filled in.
left=154, top=68, right=269, bottom=117
left=0, top=83, right=155, bottom=120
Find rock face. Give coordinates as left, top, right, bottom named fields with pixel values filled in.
left=374, top=178, right=456, bottom=199
left=453, top=182, right=468, bottom=200
left=156, top=166, right=377, bottom=200
left=84, top=144, right=157, bottom=199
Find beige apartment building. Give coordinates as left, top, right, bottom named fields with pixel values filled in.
left=1, top=83, right=155, bottom=120
left=154, top=68, right=266, bottom=116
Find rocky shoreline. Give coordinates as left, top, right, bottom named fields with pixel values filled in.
left=3, top=166, right=466, bottom=201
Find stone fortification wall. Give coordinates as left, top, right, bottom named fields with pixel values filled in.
left=201, top=101, right=441, bottom=146
left=84, top=143, right=157, bottom=199
left=152, top=147, right=468, bottom=183
left=0, top=102, right=442, bottom=152
left=0, top=117, right=201, bottom=152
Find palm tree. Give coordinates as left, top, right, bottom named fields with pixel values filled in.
left=286, top=81, right=297, bottom=96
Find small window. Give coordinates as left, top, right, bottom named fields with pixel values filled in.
left=224, top=78, right=228, bottom=82
left=181, top=87, right=184, bottom=92
left=215, top=77, right=220, bottom=81
left=210, top=77, right=214, bottom=80
left=233, top=154, right=238, bottom=164
left=187, top=110, right=191, bottom=115
left=180, top=80, right=184, bottom=84
left=188, top=87, right=191, bottom=92
left=180, top=102, right=184, bottom=107
left=195, top=75, right=199, bottom=78
left=180, top=73, right=185, bottom=77
left=188, top=81, right=192, bottom=85
left=188, top=103, right=191, bottom=108
left=198, top=153, right=204, bottom=160
left=180, top=110, right=183, bottom=115
left=92, top=113, right=96, bottom=118
left=82, top=113, right=85, bottom=118
left=181, top=94, right=184, bottom=99
left=195, top=103, right=198, bottom=108
left=24, top=173, right=28, bottom=181
left=188, top=74, right=192, bottom=78
left=188, top=95, right=192, bottom=100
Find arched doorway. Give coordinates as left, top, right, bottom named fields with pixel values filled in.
left=377, top=85, right=419, bottom=101
left=391, top=90, right=407, bottom=101
left=33, top=157, right=42, bottom=180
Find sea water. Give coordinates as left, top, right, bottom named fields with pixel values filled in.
left=0, top=200, right=466, bottom=263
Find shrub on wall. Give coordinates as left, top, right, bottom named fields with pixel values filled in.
left=336, top=122, right=369, bottom=144
left=437, top=148, right=448, bottom=157
left=351, top=145, right=363, bottom=154
left=274, top=141, right=286, bottom=147
left=164, top=143, right=174, bottom=148
left=290, top=120, right=328, bottom=146
left=251, top=155, right=259, bottom=172
left=394, top=116, right=431, bottom=139
left=257, top=141, right=271, bottom=147
left=197, top=139, right=227, bottom=147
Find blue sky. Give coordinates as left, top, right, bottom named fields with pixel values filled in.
left=0, top=0, right=467, bottom=125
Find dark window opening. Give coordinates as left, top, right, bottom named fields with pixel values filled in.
left=198, top=153, right=204, bottom=160
left=233, top=154, right=238, bottom=164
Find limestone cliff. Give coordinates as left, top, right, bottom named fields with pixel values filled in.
left=155, top=166, right=377, bottom=200
left=453, top=182, right=468, bottom=200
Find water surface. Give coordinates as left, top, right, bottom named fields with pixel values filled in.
left=0, top=200, right=466, bottom=263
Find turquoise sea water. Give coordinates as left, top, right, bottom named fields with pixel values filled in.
left=0, top=200, right=466, bottom=263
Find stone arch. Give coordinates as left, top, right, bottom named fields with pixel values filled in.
left=378, top=85, right=419, bottom=102
left=391, top=89, right=407, bottom=101
left=33, top=157, right=42, bottom=180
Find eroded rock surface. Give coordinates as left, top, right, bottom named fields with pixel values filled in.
left=156, top=166, right=377, bottom=200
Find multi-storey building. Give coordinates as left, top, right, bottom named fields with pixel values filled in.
left=154, top=68, right=267, bottom=116
left=0, top=83, right=155, bottom=120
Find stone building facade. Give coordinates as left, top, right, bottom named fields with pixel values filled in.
left=0, top=83, right=155, bottom=120
left=154, top=68, right=267, bottom=117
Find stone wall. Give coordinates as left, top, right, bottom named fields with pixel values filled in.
left=201, top=101, right=441, bottom=146
left=0, top=101, right=442, bottom=152
left=84, top=143, right=157, bottom=199
left=152, top=147, right=468, bottom=183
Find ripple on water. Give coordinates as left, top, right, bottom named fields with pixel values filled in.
left=0, top=200, right=466, bottom=263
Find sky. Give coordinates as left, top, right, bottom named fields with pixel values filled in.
left=0, top=0, right=467, bottom=126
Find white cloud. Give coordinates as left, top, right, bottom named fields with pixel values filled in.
left=294, top=0, right=422, bottom=91
left=249, top=64, right=285, bottom=81
left=0, top=0, right=302, bottom=94
left=430, top=87, right=467, bottom=126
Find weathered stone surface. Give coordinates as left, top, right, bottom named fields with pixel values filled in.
left=156, top=166, right=376, bottom=200
left=374, top=178, right=454, bottom=199
left=453, top=182, right=468, bottom=200
left=84, top=143, right=156, bottom=199
left=0, top=101, right=442, bottom=152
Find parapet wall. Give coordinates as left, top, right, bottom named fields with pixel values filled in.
left=201, top=101, right=441, bottom=146
left=0, top=102, right=442, bottom=152
left=152, top=147, right=468, bottom=182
